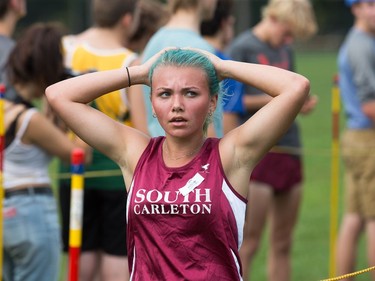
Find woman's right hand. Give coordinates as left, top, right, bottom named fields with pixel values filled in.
left=182, top=47, right=225, bottom=81
left=138, top=47, right=177, bottom=86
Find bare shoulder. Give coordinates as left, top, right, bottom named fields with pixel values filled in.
left=62, top=29, right=94, bottom=48
left=129, top=57, right=141, bottom=66
left=72, top=29, right=93, bottom=43
left=24, top=110, right=55, bottom=134
left=18, top=109, right=55, bottom=144
left=5, top=102, right=26, bottom=129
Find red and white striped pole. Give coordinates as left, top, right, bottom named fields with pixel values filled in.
left=68, top=148, right=85, bottom=281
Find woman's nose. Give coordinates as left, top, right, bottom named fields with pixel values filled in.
left=171, top=95, right=184, bottom=112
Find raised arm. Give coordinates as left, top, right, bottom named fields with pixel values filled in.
left=209, top=54, right=310, bottom=197
left=127, top=58, right=149, bottom=135
left=45, top=63, right=152, bottom=182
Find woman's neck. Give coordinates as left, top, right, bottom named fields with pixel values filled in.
left=252, top=21, right=271, bottom=45
left=162, top=136, right=206, bottom=163
left=0, top=14, right=17, bottom=37
left=14, top=83, right=36, bottom=105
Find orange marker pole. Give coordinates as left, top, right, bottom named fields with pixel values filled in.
left=68, top=148, right=85, bottom=281
left=329, top=74, right=341, bottom=278
left=0, top=84, right=5, bottom=281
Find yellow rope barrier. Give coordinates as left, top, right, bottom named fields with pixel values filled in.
left=320, top=266, right=375, bottom=281
left=51, top=169, right=123, bottom=180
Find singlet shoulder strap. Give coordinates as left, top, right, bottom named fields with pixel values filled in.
left=16, top=108, right=37, bottom=139
left=5, top=108, right=38, bottom=148
left=14, top=108, right=38, bottom=140
left=5, top=108, right=27, bottom=148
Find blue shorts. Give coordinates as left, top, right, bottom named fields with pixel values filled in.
left=3, top=191, right=61, bottom=281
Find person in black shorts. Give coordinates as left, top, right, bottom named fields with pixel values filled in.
left=58, top=0, right=144, bottom=280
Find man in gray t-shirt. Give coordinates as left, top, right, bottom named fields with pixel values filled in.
left=226, top=1, right=318, bottom=280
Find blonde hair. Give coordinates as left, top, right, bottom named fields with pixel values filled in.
left=262, top=0, right=318, bottom=40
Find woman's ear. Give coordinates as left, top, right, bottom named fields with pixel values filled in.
left=210, top=95, right=218, bottom=112
left=151, top=105, right=156, bottom=117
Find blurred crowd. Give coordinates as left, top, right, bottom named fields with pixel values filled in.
left=1, top=0, right=374, bottom=281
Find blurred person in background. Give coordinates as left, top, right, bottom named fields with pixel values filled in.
left=141, top=0, right=223, bottom=138
left=227, top=0, right=318, bottom=280
left=3, top=22, right=90, bottom=281
left=200, top=0, right=245, bottom=134
left=59, top=0, right=146, bottom=280
left=336, top=0, right=375, bottom=280
left=127, top=0, right=170, bottom=55
left=0, top=0, right=27, bottom=101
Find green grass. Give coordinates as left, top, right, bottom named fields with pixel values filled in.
left=249, top=51, right=370, bottom=281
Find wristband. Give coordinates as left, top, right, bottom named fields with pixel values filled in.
left=126, top=67, right=131, bottom=87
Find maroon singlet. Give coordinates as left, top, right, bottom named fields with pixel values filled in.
left=127, top=137, right=247, bottom=280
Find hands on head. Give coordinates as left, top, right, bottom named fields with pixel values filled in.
left=141, top=47, right=224, bottom=87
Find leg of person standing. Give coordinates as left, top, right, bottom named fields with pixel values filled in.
left=240, top=151, right=303, bottom=281
left=240, top=182, right=272, bottom=280
left=336, top=130, right=365, bottom=280
left=336, top=214, right=363, bottom=280
left=97, top=189, right=129, bottom=281
left=268, top=186, right=301, bottom=281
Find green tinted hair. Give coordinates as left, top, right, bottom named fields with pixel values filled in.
left=149, top=48, right=220, bottom=97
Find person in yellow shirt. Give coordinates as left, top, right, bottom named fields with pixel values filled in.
left=58, top=0, right=147, bottom=280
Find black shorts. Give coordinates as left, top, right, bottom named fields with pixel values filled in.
left=59, top=183, right=127, bottom=256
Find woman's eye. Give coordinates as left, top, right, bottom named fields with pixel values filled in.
left=186, top=91, right=197, bottom=97
left=159, top=91, right=171, bottom=98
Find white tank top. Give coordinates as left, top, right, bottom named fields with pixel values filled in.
left=4, top=108, right=52, bottom=189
